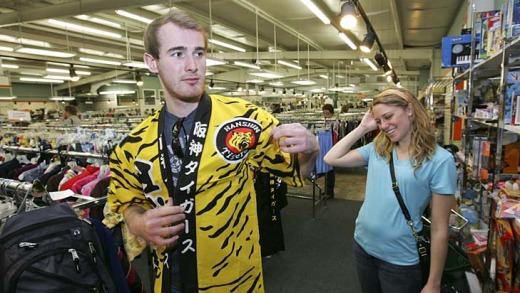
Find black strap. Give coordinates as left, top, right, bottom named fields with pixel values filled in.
left=389, top=152, right=421, bottom=239
left=389, top=152, right=412, bottom=221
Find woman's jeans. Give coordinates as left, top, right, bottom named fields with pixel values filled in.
left=353, top=240, right=423, bottom=293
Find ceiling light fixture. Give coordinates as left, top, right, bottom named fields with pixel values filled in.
left=121, top=61, right=148, bottom=69
left=49, top=96, right=75, bottom=101
left=209, top=39, right=246, bottom=52
left=47, top=68, right=91, bottom=75
left=0, top=96, right=16, bottom=100
left=362, top=58, right=378, bottom=71
left=250, top=69, right=284, bottom=79
left=1, top=64, right=18, bottom=69
left=339, top=1, right=357, bottom=29
left=0, top=46, right=13, bottom=52
left=209, top=79, right=215, bottom=88
left=79, top=57, right=121, bottom=66
left=291, top=78, right=316, bottom=86
left=233, top=61, right=261, bottom=70
left=338, top=32, right=357, bottom=50
left=20, top=77, right=64, bottom=83
left=75, top=15, right=122, bottom=28
left=277, top=60, right=302, bottom=70
left=206, top=57, right=227, bottom=66
left=113, top=79, right=137, bottom=84
left=115, top=10, right=152, bottom=24
left=69, top=65, right=79, bottom=82
left=99, top=90, right=136, bottom=95
left=300, top=0, right=331, bottom=24
left=374, top=52, right=392, bottom=75
left=15, top=47, right=75, bottom=58
left=48, top=19, right=121, bottom=39
left=360, top=30, right=376, bottom=53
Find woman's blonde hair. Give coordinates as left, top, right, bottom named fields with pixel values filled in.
left=372, top=87, right=436, bottom=171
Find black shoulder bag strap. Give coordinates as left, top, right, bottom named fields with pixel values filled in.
left=389, top=152, right=423, bottom=243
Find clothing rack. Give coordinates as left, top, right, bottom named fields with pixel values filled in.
left=1, top=145, right=109, bottom=160
left=0, top=177, right=107, bottom=216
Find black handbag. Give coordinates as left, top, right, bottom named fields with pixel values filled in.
left=389, top=153, right=431, bottom=283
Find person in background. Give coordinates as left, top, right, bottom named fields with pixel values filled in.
left=324, top=87, right=456, bottom=292
left=62, top=105, right=82, bottom=126
left=105, top=9, right=320, bottom=293
left=321, top=103, right=338, bottom=198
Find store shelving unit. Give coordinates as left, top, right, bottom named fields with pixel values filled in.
left=451, top=10, right=520, bottom=291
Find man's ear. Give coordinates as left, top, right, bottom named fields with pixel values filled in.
left=144, top=53, right=158, bottom=73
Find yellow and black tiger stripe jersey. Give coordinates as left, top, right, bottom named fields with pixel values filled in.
left=107, top=93, right=304, bottom=293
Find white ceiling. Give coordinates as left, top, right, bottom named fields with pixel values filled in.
left=0, top=0, right=465, bottom=97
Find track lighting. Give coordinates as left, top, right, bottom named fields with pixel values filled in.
left=69, top=65, right=79, bottom=82
left=283, top=88, right=287, bottom=94
left=339, top=1, right=357, bottom=29
left=374, top=52, right=392, bottom=75
left=209, top=79, right=215, bottom=88
left=135, top=71, right=143, bottom=86
left=360, top=30, right=376, bottom=53
left=293, top=89, right=296, bottom=95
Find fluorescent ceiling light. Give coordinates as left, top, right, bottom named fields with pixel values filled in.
left=291, top=78, right=316, bottom=86
left=246, top=79, right=265, bottom=84
left=250, top=70, right=284, bottom=79
left=363, top=58, right=378, bottom=71
left=47, top=68, right=91, bottom=75
left=47, top=62, right=89, bottom=69
left=79, top=48, right=125, bottom=59
left=205, top=72, right=214, bottom=76
left=319, top=74, right=329, bottom=79
left=338, top=32, right=357, bottom=50
left=20, top=77, right=64, bottom=83
left=99, top=90, right=136, bottom=95
left=45, top=75, right=75, bottom=81
left=48, top=19, right=121, bottom=39
left=0, top=46, right=13, bottom=52
left=79, top=57, right=121, bottom=66
left=49, top=96, right=75, bottom=101
left=0, top=96, right=16, bottom=100
left=277, top=60, right=302, bottom=70
left=15, top=47, right=75, bottom=58
left=115, top=10, right=152, bottom=24
left=0, top=35, right=50, bottom=48
left=1, top=64, right=18, bottom=69
left=233, top=61, right=260, bottom=69
left=113, top=79, right=137, bottom=84
left=335, top=74, right=345, bottom=78
left=121, top=61, right=148, bottom=69
left=268, top=81, right=284, bottom=87
left=300, top=0, right=331, bottom=24
left=207, top=57, right=227, bottom=66
left=209, top=39, right=246, bottom=52
left=75, top=15, right=121, bottom=28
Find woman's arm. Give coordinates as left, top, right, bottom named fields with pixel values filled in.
left=324, top=111, right=377, bottom=168
left=423, top=193, right=454, bottom=291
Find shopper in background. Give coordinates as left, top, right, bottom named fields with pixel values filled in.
left=62, top=105, right=82, bottom=126
left=321, top=103, right=338, bottom=198
left=105, top=9, right=320, bottom=293
left=324, top=87, right=456, bottom=293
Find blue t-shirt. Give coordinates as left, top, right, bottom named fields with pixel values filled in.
left=355, top=143, right=456, bottom=265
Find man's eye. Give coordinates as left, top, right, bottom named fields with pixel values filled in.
left=172, top=52, right=183, bottom=57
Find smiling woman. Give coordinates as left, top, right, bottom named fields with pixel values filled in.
left=324, top=87, right=456, bottom=292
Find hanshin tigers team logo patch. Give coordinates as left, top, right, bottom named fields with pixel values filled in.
left=215, top=118, right=262, bottom=163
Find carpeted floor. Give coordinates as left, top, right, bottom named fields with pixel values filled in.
left=262, top=197, right=363, bottom=293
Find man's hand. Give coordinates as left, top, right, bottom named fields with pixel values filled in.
left=270, top=123, right=319, bottom=154
left=124, top=198, right=185, bottom=247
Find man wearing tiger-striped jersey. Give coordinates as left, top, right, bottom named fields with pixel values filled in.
left=106, top=9, right=320, bottom=293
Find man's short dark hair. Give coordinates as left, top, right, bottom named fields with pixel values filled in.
left=64, top=105, right=77, bottom=115
left=322, top=104, right=334, bottom=114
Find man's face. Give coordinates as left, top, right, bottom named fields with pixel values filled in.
left=322, top=110, right=332, bottom=118
left=145, top=22, right=206, bottom=102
